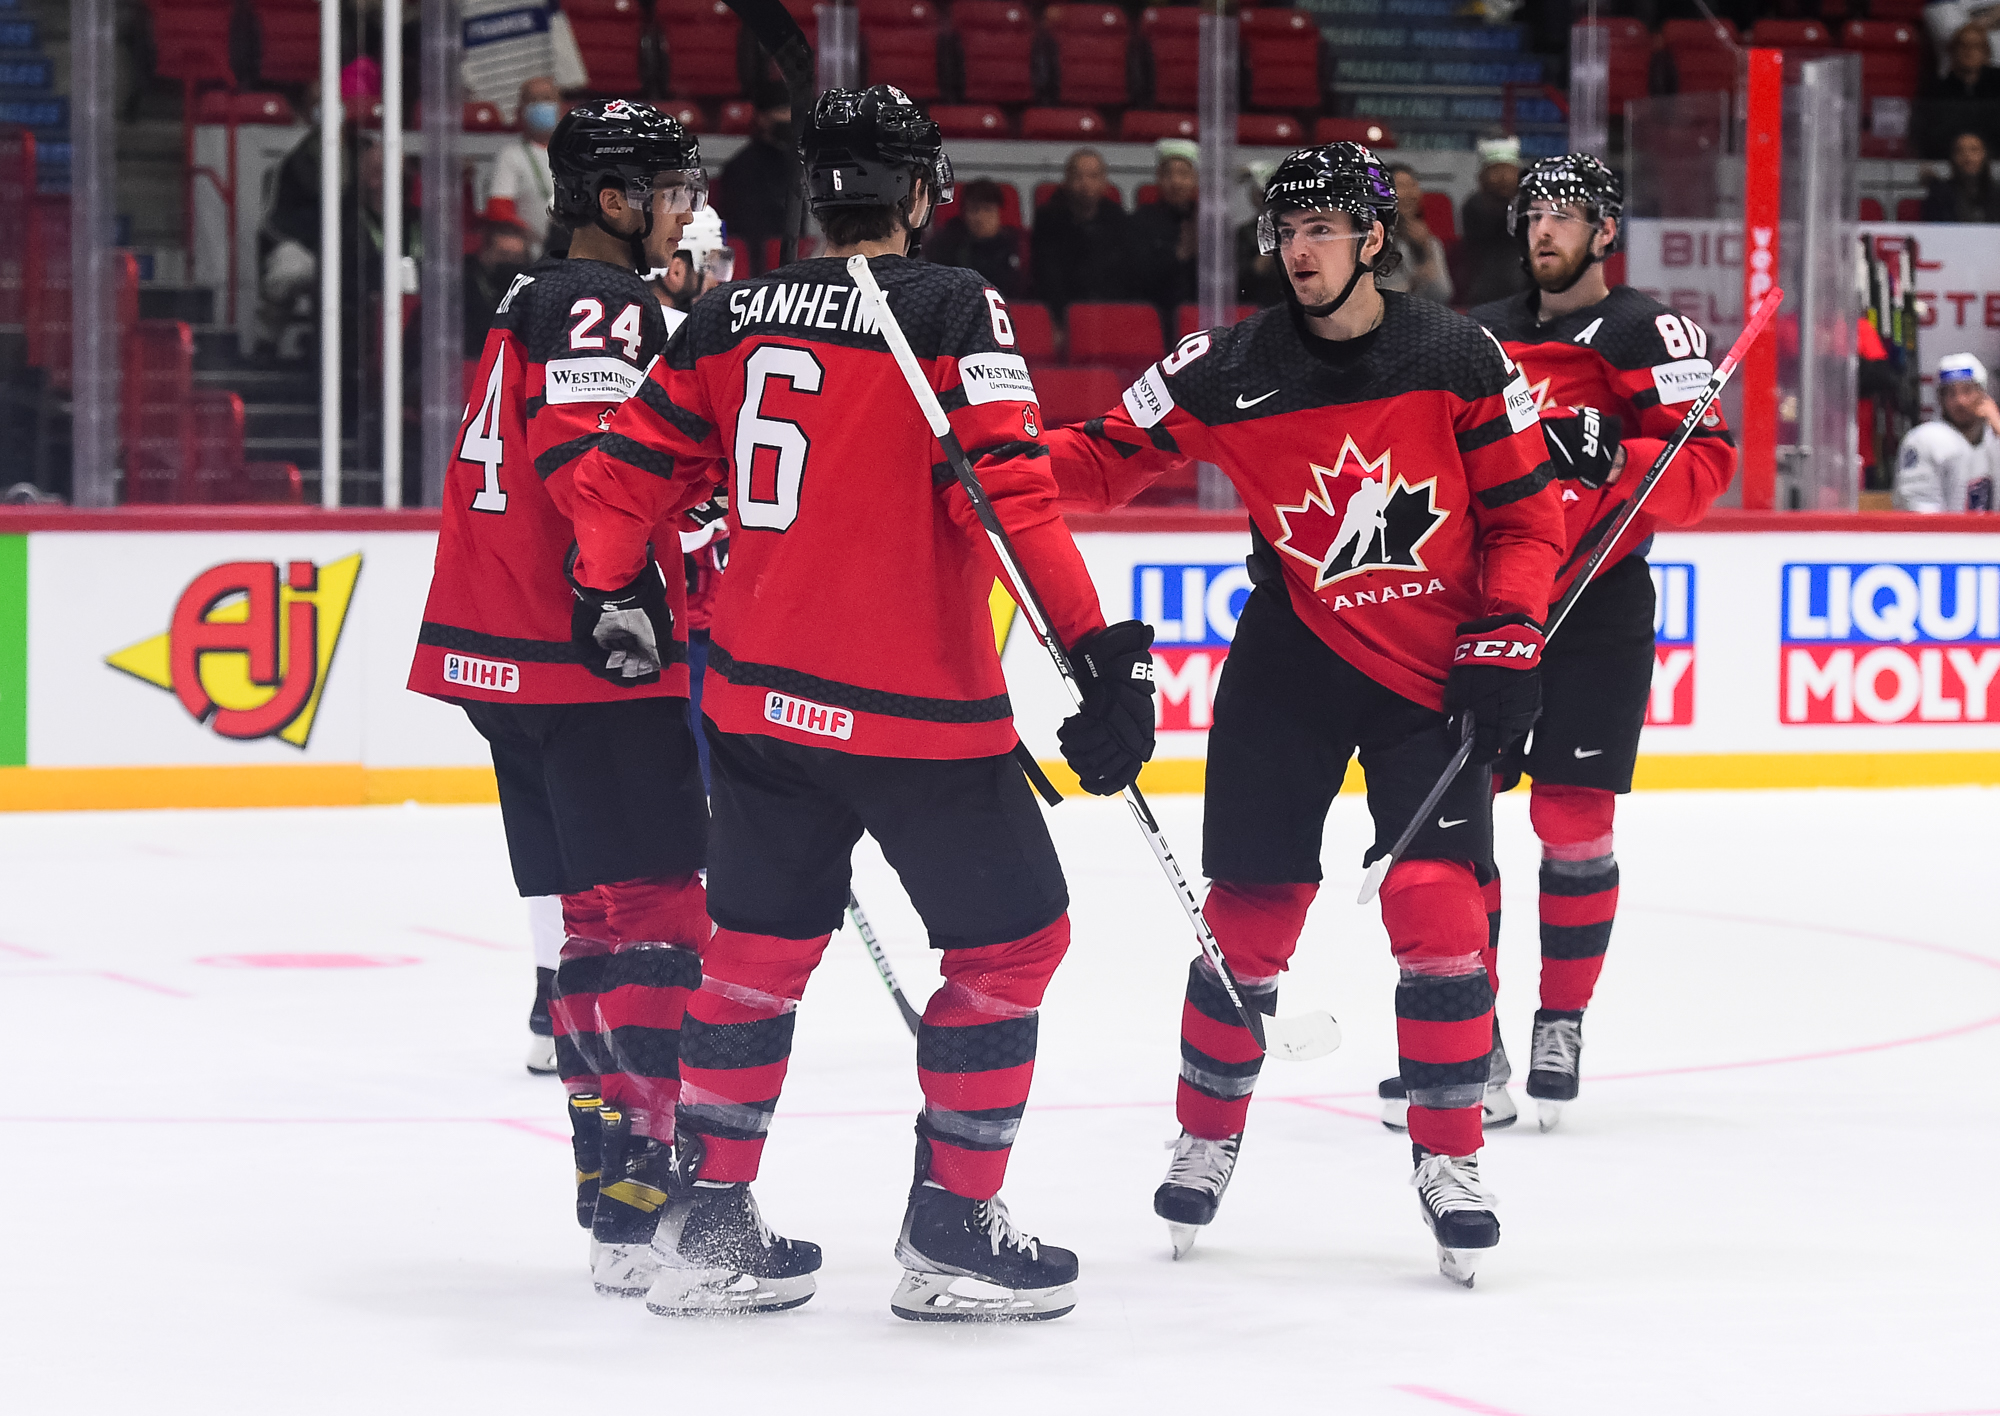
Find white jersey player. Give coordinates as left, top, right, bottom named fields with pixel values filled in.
left=1894, top=353, right=2000, bottom=512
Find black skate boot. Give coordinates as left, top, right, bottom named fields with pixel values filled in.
left=1525, top=1009, right=1583, bottom=1132
left=1152, top=1130, right=1241, bottom=1260
left=891, top=1132, right=1077, bottom=1322
left=1379, top=1019, right=1517, bottom=1132
left=590, top=1106, right=680, bottom=1297
left=1411, top=1143, right=1500, bottom=1287
left=567, top=1093, right=604, bottom=1230
left=526, top=967, right=558, bottom=1075
left=646, top=1133, right=820, bottom=1316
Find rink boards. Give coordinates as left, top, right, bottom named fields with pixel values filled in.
left=1, top=514, right=1998, bottom=808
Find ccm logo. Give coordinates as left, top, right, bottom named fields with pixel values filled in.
left=1454, top=639, right=1539, bottom=662
left=765, top=691, right=854, bottom=740
left=443, top=653, right=520, bottom=693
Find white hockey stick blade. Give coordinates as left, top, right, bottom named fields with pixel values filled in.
left=1265, top=1010, right=1342, bottom=1061
left=1356, top=855, right=1392, bottom=906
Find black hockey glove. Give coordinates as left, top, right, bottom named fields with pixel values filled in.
left=682, top=487, right=729, bottom=545
left=567, top=544, right=673, bottom=687
left=1540, top=406, right=1624, bottom=489
left=1057, top=620, right=1158, bottom=796
left=1443, top=614, right=1545, bottom=762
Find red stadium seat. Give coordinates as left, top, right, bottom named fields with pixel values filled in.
left=1868, top=0, right=1926, bottom=18
left=1044, top=3, right=1129, bottom=34
left=1034, top=365, right=1126, bottom=427
left=1121, top=110, right=1198, bottom=141
left=1313, top=117, right=1397, bottom=148
left=1140, top=7, right=1201, bottom=110
left=463, top=100, right=510, bottom=132
left=656, top=100, right=703, bottom=130
left=1859, top=196, right=1885, bottom=220
left=929, top=104, right=1010, bottom=138
left=661, top=0, right=743, bottom=100
left=1239, top=114, right=1304, bottom=145
left=953, top=0, right=1033, bottom=28
left=957, top=25, right=1036, bottom=105
left=192, top=389, right=246, bottom=504
left=1020, top=108, right=1109, bottom=140
left=780, top=0, right=826, bottom=25
left=251, top=4, right=321, bottom=87
left=567, top=0, right=646, bottom=96
left=1240, top=9, right=1321, bottom=112
left=1842, top=20, right=1920, bottom=50
left=1010, top=302, right=1057, bottom=361
left=1749, top=19, right=1831, bottom=47
left=1045, top=7, right=1131, bottom=107
left=866, top=29, right=943, bottom=99
left=1588, top=16, right=1649, bottom=44
left=1895, top=197, right=1923, bottom=221
left=1661, top=18, right=1739, bottom=48
left=1857, top=49, right=1922, bottom=98
left=240, top=462, right=304, bottom=505
left=716, top=100, right=755, bottom=134
left=123, top=320, right=197, bottom=505
left=1422, top=190, right=1457, bottom=244
left=1667, top=44, right=1739, bottom=94
left=1175, top=304, right=1255, bottom=337
left=1066, top=302, right=1166, bottom=369
left=195, top=91, right=298, bottom=124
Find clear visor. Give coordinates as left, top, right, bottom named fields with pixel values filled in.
left=1257, top=210, right=1370, bottom=256
left=932, top=152, right=956, bottom=206
left=627, top=169, right=709, bottom=215
left=1509, top=202, right=1594, bottom=237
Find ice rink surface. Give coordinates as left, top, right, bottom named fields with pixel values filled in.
left=2, top=787, right=1996, bottom=1416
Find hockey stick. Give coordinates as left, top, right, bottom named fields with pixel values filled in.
left=718, top=0, right=814, bottom=265
left=849, top=254, right=1341, bottom=1064
left=1358, top=285, right=1786, bottom=906
left=847, top=889, right=922, bottom=1036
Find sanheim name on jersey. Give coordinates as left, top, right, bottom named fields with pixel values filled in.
left=727, top=280, right=882, bottom=337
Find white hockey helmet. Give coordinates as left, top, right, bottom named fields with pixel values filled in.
left=1939, top=352, right=1991, bottom=390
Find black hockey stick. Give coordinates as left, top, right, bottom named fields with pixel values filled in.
left=849, top=255, right=1341, bottom=1063
left=847, top=889, right=922, bottom=1036
left=1359, top=285, right=1786, bottom=905
left=718, top=0, right=814, bottom=265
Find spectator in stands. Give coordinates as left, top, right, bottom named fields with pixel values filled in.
left=1236, top=161, right=1286, bottom=307
left=1459, top=136, right=1529, bottom=306
left=1923, top=0, right=2000, bottom=73
left=1031, top=147, right=1130, bottom=318
left=1128, top=139, right=1201, bottom=326
left=465, top=214, right=533, bottom=356
left=1921, top=132, right=2000, bottom=221
left=713, top=83, right=799, bottom=275
left=1379, top=164, right=1454, bottom=304
left=925, top=178, right=1026, bottom=299
left=1894, top=352, right=2000, bottom=511
left=487, top=77, right=563, bottom=256
left=1926, top=25, right=2000, bottom=101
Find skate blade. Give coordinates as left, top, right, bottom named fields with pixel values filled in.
left=1483, top=1088, right=1519, bottom=1130
left=1536, top=1098, right=1565, bottom=1132
left=1380, top=1096, right=1410, bottom=1132
left=525, top=1035, right=559, bottom=1075
left=890, top=1270, right=1076, bottom=1322
left=645, top=1267, right=815, bottom=1316
left=591, top=1242, right=659, bottom=1298
left=1166, top=1222, right=1202, bottom=1260
left=1437, top=1244, right=1484, bottom=1288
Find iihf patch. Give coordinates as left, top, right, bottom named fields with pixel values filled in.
left=765, top=691, right=854, bottom=740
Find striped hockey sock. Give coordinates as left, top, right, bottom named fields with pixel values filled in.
left=1531, top=785, right=1618, bottom=1014
left=1381, top=859, right=1493, bottom=1159
left=1174, top=881, right=1314, bottom=1140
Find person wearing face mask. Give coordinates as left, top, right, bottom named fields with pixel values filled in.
left=1004, top=143, right=1564, bottom=1287
left=713, top=83, right=799, bottom=274
left=488, top=77, right=564, bottom=256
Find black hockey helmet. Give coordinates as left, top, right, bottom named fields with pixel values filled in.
left=1258, top=143, right=1401, bottom=316
left=1509, top=153, right=1623, bottom=248
left=800, top=85, right=953, bottom=222
left=548, top=99, right=706, bottom=248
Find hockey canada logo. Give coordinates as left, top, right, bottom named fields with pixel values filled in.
left=1272, top=437, right=1446, bottom=590
left=104, top=555, right=361, bottom=747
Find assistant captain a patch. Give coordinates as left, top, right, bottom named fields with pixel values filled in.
left=1272, top=436, right=1447, bottom=591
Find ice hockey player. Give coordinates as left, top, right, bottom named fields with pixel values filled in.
left=1384, top=153, right=1735, bottom=1133
left=566, top=85, right=1154, bottom=1321
left=649, top=205, right=735, bottom=337
left=407, top=100, right=715, bottom=1296
left=1017, top=142, right=1565, bottom=1285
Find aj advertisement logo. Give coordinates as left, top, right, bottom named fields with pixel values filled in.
left=104, top=555, right=361, bottom=747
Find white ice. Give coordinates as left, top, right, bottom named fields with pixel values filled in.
left=2, top=788, right=1996, bottom=1416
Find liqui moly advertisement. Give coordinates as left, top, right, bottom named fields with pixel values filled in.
left=1780, top=561, right=2000, bottom=725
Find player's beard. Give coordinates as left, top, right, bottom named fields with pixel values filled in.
left=1530, top=240, right=1592, bottom=294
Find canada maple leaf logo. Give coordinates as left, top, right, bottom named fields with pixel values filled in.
left=1526, top=374, right=1555, bottom=413
left=1272, top=437, right=1447, bottom=590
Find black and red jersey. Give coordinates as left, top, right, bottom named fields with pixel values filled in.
left=1470, top=285, right=1737, bottom=601
left=568, top=254, right=1106, bottom=759
left=1026, top=292, right=1565, bottom=711
left=411, top=256, right=690, bottom=705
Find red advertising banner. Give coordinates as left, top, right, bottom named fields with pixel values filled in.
left=1740, top=48, right=1784, bottom=511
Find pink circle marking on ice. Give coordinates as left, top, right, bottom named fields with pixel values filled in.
left=195, top=953, right=421, bottom=969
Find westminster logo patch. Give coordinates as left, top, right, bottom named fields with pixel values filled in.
left=1272, top=438, right=1447, bottom=590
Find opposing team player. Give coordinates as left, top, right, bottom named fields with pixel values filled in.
left=1015, top=143, right=1564, bottom=1284
left=1387, top=153, right=1734, bottom=1132
left=566, top=86, right=1152, bottom=1321
left=408, top=100, right=716, bottom=1295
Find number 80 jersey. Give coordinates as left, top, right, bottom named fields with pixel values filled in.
left=411, top=256, right=688, bottom=704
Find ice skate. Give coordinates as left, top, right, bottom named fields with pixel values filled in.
left=1379, top=1024, right=1516, bottom=1132
left=890, top=1136, right=1077, bottom=1321
left=1526, top=1009, right=1583, bottom=1131
left=1411, top=1144, right=1499, bottom=1287
left=645, top=1132, right=819, bottom=1316
left=590, top=1105, right=679, bottom=1297
left=1152, top=1130, right=1241, bottom=1259
left=526, top=967, right=558, bottom=1075
left=567, top=1093, right=603, bottom=1230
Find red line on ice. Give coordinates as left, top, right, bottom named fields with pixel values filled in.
left=0, top=940, right=51, bottom=959
left=1393, top=1386, right=1531, bottom=1416
left=0, top=968, right=191, bottom=997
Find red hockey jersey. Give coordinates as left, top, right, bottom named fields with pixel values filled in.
left=1027, top=293, right=1565, bottom=712
left=568, top=254, right=1106, bottom=759
left=1470, top=285, right=1737, bottom=601
left=410, top=256, right=690, bottom=704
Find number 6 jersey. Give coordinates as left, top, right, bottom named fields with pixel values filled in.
left=411, top=256, right=687, bottom=704
left=567, top=253, right=1107, bottom=759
